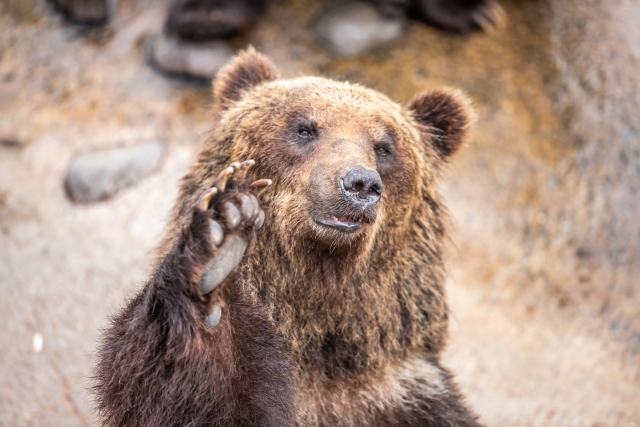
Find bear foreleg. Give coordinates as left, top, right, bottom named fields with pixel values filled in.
left=93, top=160, right=295, bottom=427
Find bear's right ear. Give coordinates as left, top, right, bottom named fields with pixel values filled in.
left=408, top=88, right=475, bottom=161
left=212, top=47, right=279, bottom=110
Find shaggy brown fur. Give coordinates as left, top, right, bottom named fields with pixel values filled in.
left=93, top=48, right=480, bottom=426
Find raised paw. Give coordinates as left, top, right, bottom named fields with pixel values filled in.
left=196, top=159, right=271, bottom=295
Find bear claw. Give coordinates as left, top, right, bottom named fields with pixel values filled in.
left=215, top=166, right=236, bottom=191
left=198, top=187, right=218, bottom=211
left=236, top=159, right=255, bottom=179
left=250, top=178, right=272, bottom=189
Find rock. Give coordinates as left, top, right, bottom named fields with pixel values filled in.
left=313, top=1, right=404, bottom=57
left=32, top=333, right=43, bottom=353
left=49, top=0, right=109, bottom=25
left=65, top=142, right=165, bottom=203
left=0, top=190, right=8, bottom=208
left=0, top=136, right=24, bottom=148
left=165, top=0, right=265, bottom=41
left=147, top=34, right=236, bottom=81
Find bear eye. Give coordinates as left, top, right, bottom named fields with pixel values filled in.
left=291, top=119, right=317, bottom=147
left=375, top=145, right=391, bottom=156
left=298, top=128, right=312, bottom=138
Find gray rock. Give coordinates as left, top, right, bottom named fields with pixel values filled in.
left=148, top=34, right=235, bottom=81
left=49, top=0, right=109, bottom=25
left=0, top=136, right=24, bottom=148
left=65, top=142, right=165, bottom=203
left=313, top=1, right=404, bottom=57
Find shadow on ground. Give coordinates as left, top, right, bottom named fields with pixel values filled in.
left=1, top=0, right=639, bottom=425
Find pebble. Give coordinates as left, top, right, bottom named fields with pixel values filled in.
left=313, top=1, right=404, bottom=57
left=0, top=136, right=24, bottom=147
left=49, top=0, right=108, bottom=25
left=32, top=333, right=43, bottom=353
left=65, top=142, right=165, bottom=203
left=148, top=34, right=235, bottom=81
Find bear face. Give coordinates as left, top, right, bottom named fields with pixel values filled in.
left=191, top=48, right=473, bottom=258
left=220, top=78, right=420, bottom=252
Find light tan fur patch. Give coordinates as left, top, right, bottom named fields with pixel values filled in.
left=296, top=355, right=448, bottom=426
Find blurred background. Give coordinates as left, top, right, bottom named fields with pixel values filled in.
left=1, top=0, right=639, bottom=425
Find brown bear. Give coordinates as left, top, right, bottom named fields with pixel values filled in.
left=93, top=48, right=480, bottom=427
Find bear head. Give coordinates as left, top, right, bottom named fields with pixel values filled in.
left=203, top=48, right=474, bottom=258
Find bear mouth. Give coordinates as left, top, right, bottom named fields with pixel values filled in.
left=314, top=214, right=364, bottom=234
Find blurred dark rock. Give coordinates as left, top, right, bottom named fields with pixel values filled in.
left=65, top=142, right=165, bottom=203
left=148, top=34, right=235, bottom=81
left=49, top=0, right=109, bottom=25
left=0, top=136, right=24, bottom=148
left=0, top=0, right=39, bottom=23
left=313, top=1, right=404, bottom=57
left=165, top=0, right=267, bottom=41
left=0, top=190, right=8, bottom=208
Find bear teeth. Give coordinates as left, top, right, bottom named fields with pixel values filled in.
left=334, top=215, right=362, bottom=224
left=314, top=214, right=364, bottom=234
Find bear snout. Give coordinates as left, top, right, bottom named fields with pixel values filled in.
left=339, top=168, right=383, bottom=210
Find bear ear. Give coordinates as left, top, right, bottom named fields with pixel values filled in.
left=408, top=88, right=475, bottom=160
left=212, top=47, right=279, bottom=109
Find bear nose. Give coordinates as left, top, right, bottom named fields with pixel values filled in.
left=340, top=168, right=383, bottom=208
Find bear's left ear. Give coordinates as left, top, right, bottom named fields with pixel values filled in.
left=212, top=46, right=279, bottom=110
left=408, top=88, right=475, bottom=160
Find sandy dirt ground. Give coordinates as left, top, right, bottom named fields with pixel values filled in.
left=1, top=0, right=639, bottom=425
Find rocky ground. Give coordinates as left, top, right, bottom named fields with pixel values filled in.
left=1, top=0, right=639, bottom=425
